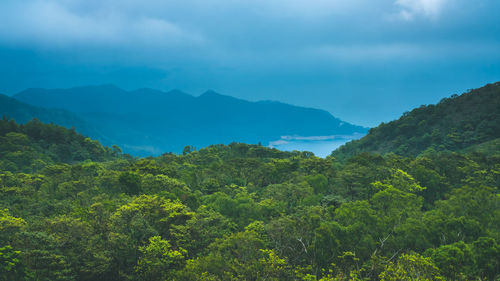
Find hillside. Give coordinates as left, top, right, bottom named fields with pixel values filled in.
left=0, top=93, right=100, bottom=138
left=0, top=118, right=118, bottom=171
left=13, top=85, right=367, bottom=155
left=333, top=81, right=500, bottom=159
left=0, top=118, right=499, bottom=280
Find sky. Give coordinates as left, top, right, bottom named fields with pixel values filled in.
left=0, top=0, right=499, bottom=127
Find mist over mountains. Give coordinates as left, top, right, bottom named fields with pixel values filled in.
left=7, top=85, right=367, bottom=155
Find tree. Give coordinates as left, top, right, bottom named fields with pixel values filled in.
left=425, top=241, right=474, bottom=280
left=118, top=171, right=142, bottom=195
left=109, top=195, right=192, bottom=279
left=170, top=206, right=236, bottom=257
left=0, top=209, right=26, bottom=244
left=379, top=253, right=444, bottom=281
left=135, top=236, right=186, bottom=281
left=0, top=245, right=30, bottom=281
left=471, top=237, right=500, bottom=280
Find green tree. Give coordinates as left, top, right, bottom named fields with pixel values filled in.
left=471, top=237, right=500, bottom=280
left=135, top=236, right=186, bottom=281
left=379, top=253, right=444, bottom=281
left=0, top=245, right=30, bottom=281
left=425, top=241, right=474, bottom=280
left=118, top=171, right=142, bottom=195
left=0, top=209, right=26, bottom=244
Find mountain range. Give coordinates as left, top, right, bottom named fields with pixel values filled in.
left=1, top=81, right=499, bottom=281
left=4, top=85, right=367, bottom=155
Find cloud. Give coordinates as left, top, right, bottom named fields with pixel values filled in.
left=0, top=0, right=204, bottom=48
left=0, top=0, right=498, bottom=131
left=394, top=0, right=448, bottom=20
left=0, top=0, right=455, bottom=52
left=250, top=0, right=365, bottom=19
left=306, top=44, right=426, bottom=62
left=276, top=134, right=364, bottom=142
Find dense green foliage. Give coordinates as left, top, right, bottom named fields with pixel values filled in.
left=334, top=82, right=500, bottom=160
left=0, top=118, right=119, bottom=172
left=1, top=117, right=499, bottom=280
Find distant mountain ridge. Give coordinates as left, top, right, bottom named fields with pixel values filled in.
left=0, top=93, right=101, bottom=138
left=332, top=81, right=500, bottom=159
left=11, top=85, right=367, bottom=155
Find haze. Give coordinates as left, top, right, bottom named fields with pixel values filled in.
left=1, top=0, right=499, bottom=126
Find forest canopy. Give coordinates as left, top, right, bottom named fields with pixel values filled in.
left=1, top=82, right=500, bottom=281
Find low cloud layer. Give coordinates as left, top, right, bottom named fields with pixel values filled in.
left=395, top=0, right=448, bottom=20
left=0, top=0, right=456, bottom=48
left=0, top=1, right=204, bottom=47
left=0, top=0, right=499, bottom=126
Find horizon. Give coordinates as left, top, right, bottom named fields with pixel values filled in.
left=4, top=79, right=496, bottom=130
left=8, top=80, right=495, bottom=157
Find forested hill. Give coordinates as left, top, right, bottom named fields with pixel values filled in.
left=0, top=118, right=119, bottom=171
left=333, top=81, right=500, bottom=160
left=1, top=117, right=500, bottom=280
left=0, top=117, right=499, bottom=280
left=12, top=85, right=367, bottom=155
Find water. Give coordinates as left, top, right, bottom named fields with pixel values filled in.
left=268, top=134, right=364, bottom=157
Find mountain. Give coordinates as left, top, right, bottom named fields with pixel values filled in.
left=13, top=85, right=367, bottom=155
left=2, top=89, right=499, bottom=281
left=333, top=81, right=500, bottom=160
left=0, top=93, right=101, bottom=139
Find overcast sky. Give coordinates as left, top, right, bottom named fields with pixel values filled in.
left=1, top=0, right=499, bottom=126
